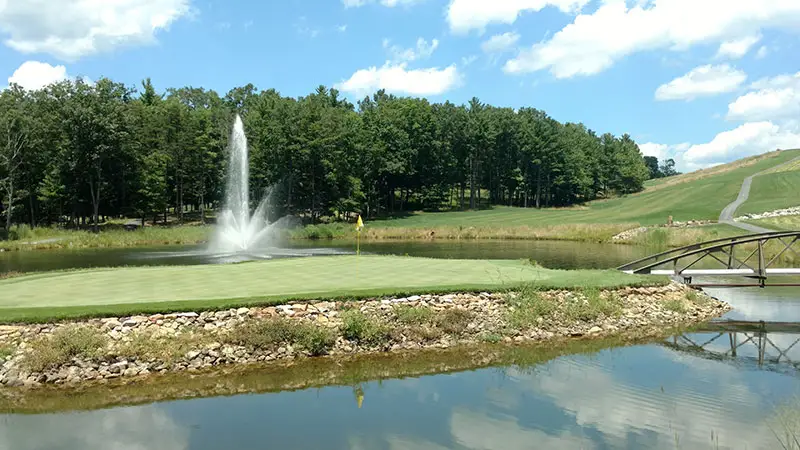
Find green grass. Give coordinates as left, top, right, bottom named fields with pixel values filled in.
left=348, top=150, right=800, bottom=231
left=224, top=319, right=336, bottom=356
left=0, top=256, right=664, bottom=323
left=739, top=170, right=800, bottom=215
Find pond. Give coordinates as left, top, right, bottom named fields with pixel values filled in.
left=2, top=241, right=800, bottom=449
left=0, top=239, right=654, bottom=274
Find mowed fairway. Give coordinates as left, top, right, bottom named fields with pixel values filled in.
left=0, top=256, right=660, bottom=322
left=369, top=149, right=800, bottom=228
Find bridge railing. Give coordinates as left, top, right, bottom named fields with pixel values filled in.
left=617, top=230, right=800, bottom=286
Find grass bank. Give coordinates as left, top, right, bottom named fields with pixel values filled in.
left=744, top=216, right=800, bottom=232
left=0, top=225, right=213, bottom=251
left=290, top=222, right=637, bottom=242
left=738, top=170, right=800, bottom=215
left=0, top=255, right=664, bottom=323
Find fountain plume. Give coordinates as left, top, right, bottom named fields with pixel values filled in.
left=210, top=115, right=275, bottom=253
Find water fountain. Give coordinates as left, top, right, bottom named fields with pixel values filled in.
left=133, top=115, right=351, bottom=266
left=209, top=115, right=276, bottom=254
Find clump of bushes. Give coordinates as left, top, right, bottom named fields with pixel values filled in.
left=340, top=310, right=391, bottom=346
left=662, top=298, right=688, bottom=313
left=117, top=331, right=205, bottom=363
left=225, top=318, right=335, bottom=356
left=394, top=306, right=434, bottom=325
left=22, top=326, right=108, bottom=372
left=505, top=285, right=556, bottom=329
left=563, top=288, right=623, bottom=322
left=435, top=308, right=475, bottom=335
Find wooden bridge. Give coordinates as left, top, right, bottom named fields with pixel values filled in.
left=663, top=320, right=800, bottom=376
left=617, top=231, right=800, bottom=287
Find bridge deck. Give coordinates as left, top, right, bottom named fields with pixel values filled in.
left=624, top=268, right=800, bottom=276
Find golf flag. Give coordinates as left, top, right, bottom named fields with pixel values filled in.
left=356, top=215, right=364, bottom=256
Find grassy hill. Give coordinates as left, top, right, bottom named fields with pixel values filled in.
left=738, top=169, right=800, bottom=215
left=364, top=149, right=800, bottom=230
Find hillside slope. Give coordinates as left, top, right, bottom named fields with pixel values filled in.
left=373, top=149, right=800, bottom=229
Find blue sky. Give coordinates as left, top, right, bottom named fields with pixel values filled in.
left=1, top=0, right=799, bottom=172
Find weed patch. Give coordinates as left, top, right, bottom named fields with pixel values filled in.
left=663, top=298, right=687, bottom=313
left=563, top=289, right=623, bottom=322
left=435, top=308, right=475, bottom=335
left=340, top=310, right=391, bottom=346
left=505, top=285, right=556, bottom=329
left=22, top=326, right=108, bottom=372
left=394, top=306, right=434, bottom=325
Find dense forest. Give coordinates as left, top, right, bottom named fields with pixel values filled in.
left=0, top=77, right=668, bottom=232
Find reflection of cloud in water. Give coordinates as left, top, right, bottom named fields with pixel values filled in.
left=501, top=350, right=781, bottom=449
left=0, top=405, right=189, bottom=450
left=450, top=409, right=594, bottom=450
left=704, top=286, right=800, bottom=322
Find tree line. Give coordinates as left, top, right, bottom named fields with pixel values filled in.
left=0, top=77, right=664, bottom=232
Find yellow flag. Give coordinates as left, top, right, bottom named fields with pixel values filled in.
left=356, top=215, right=364, bottom=231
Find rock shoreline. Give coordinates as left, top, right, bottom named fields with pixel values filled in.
left=0, top=283, right=730, bottom=388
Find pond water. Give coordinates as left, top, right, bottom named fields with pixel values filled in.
left=0, top=239, right=654, bottom=274
left=2, top=241, right=800, bottom=449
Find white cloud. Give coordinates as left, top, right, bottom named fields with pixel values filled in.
left=343, top=0, right=425, bottom=7
left=7, top=60, right=68, bottom=90
left=756, top=45, right=769, bottom=59
left=639, top=142, right=669, bottom=160
left=336, top=63, right=462, bottom=97
left=0, top=0, right=191, bottom=61
left=503, top=0, right=800, bottom=78
left=715, top=34, right=761, bottom=59
left=0, top=404, right=188, bottom=450
left=654, top=64, right=746, bottom=101
left=481, top=32, right=520, bottom=53
left=684, top=121, right=800, bottom=166
left=384, top=37, right=439, bottom=62
left=447, top=0, right=591, bottom=34
left=338, top=24, right=348, bottom=32
left=727, top=72, right=800, bottom=121
left=461, top=55, right=479, bottom=66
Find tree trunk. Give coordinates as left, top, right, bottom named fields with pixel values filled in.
left=178, top=178, right=184, bottom=223
left=28, top=192, right=35, bottom=228
left=88, top=175, right=101, bottom=233
left=459, top=182, right=465, bottom=211
left=4, top=180, right=12, bottom=233
left=535, top=166, right=542, bottom=209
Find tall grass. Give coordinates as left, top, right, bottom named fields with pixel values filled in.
left=0, top=225, right=213, bottom=251
left=291, top=223, right=635, bottom=242
left=22, top=326, right=108, bottom=372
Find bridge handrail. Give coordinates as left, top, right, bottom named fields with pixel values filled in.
left=617, top=230, right=800, bottom=272
left=618, top=231, right=800, bottom=273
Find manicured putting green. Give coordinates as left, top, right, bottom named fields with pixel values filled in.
left=0, top=256, right=657, bottom=311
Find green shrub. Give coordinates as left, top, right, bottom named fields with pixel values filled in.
left=434, top=308, right=475, bottom=335
left=0, top=344, right=15, bottom=359
left=394, top=306, right=434, bottom=325
left=564, top=289, right=623, bottom=322
left=298, top=326, right=336, bottom=356
left=340, top=310, right=390, bottom=346
left=226, top=319, right=299, bottom=349
left=23, top=326, right=108, bottom=372
left=663, top=298, right=687, bottom=313
left=118, top=331, right=203, bottom=363
left=8, top=224, right=34, bottom=241
left=225, top=319, right=336, bottom=355
left=505, top=285, right=556, bottom=329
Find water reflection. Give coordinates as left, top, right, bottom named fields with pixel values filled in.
left=1, top=260, right=800, bottom=449
left=0, top=405, right=189, bottom=450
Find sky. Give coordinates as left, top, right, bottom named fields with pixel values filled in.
left=1, top=0, right=799, bottom=173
